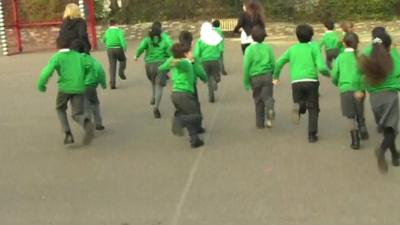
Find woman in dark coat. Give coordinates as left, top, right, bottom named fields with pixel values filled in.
left=234, top=0, right=266, bottom=54
left=59, top=3, right=91, bottom=53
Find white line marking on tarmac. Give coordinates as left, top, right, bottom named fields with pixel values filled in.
left=170, top=85, right=229, bottom=225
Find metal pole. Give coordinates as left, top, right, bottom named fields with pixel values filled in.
left=86, top=0, right=97, bottom=50
left=11, top=0, right=22, bottom=53
left=0, top=0, right=8, bottom=56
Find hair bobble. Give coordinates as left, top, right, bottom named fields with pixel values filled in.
left=373, top=38, right=383, bottom=44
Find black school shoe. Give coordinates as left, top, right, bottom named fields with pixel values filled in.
left=96, top=125, right=105, bottom=131
left=359, top=126, right=370, bottom=140
left=350, top=130, right=361, bottom=150
left=190, top=136, right=204, bottom=148
left=64, top=131, right=75, bottom=145
left=119, top=73, right=127, bottom=80
left=308, top=132, right=318, bottom=143
left=392, top=155, right=400, bottom=167
left=153, top=108, right=161, bottom=119
left=198, top=127, right=206, bottom=134
left=83, top=119, right=95, bottom=145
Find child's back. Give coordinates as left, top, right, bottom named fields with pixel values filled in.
left=332, top=50, right=363, bottom=92
left=38, top=49, right=86, bottom=94
left=103, top=26, right=127, bottom=50
left=244, top=43, right=274, bottom=82
left=83, top=54, right=107, bottom=89
left=136, top=37, right=170, bottom=63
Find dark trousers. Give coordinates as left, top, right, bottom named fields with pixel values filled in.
left=326, top=48, right=340, bottom=69
left=84, top=87, right=102, bottom=127
left=220, top=53, right=227, bottom=73
left=292, top=82, right=320, bottom=133
left=250, top=75, right=275, bottom=127
left=107, top=48, right=127, bottom=87
left=241, top=44, right=251, bottom=55
left=203, top=60, right=221, bottom=101
left=171, top=92, right=202, bottom=138
left=56, top=92, right=87, bottom=133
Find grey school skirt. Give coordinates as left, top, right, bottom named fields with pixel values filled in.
left=145, top=62, right=168, bottom=87
left=340, top=91, right=363, bottom=118
left=369, top=91, right=399, bottom=132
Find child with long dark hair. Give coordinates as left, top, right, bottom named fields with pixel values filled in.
left=274, top=24, right=329, bottom=143
left=359, top=28, right=400, bottom=173
left=243, top=26, right=275, bottom=129
left=332, top=32, right=369, bottom=150
left=234, top=0, right=266, bottom=54
left=194, top=22, right=223, bottom=103
left=135, top=22, right=171, bottom=119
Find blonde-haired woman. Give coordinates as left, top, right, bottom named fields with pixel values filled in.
left=59, top=3, right=91, bottom=53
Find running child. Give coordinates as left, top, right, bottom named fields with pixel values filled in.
left=243, top=26, right=275, bottom=129
left=102, top=19, right=127, bottom=89
left=212, top=19, right=228, bottom=75
left=135, top=22, right=171, bottom=118
left=331, top=32, right=369, bottom=150
left=194, top=22, right=223, bottom=103
left=159, top=43, right=204, bottom=148
left=319, top=19, right=342, bottom=69
left=274, top=24, right=330, bottom=143
left=37, top=37, right=94, bottom=145
left=71, top=40, right=107, bottom=131
left=178, top=30, right=208, bottom=133
left=359, top=28, right=400, bottom=173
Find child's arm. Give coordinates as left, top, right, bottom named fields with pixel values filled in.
left=37, top=56, right=58, bottom=92
left=119, top=30, right=127, bottom=52
left=102, top=30, right=107, bottom=44
left=135, top=38, right=148, bottom=60
left=269, top=45, right=276, bottom=73
left=233, top=14, right=244, bottom=34
left=159, top=57, right=175, bottom=72
left=243, top=48, right=252, bottom=91
left=312, top=46, right=330, bottom=77
left=194, top=59, right=208, bottom=83
left=331, top=57, right=340, bottom=86
left=273, top=49, right=290, bottom=81
left=319, top=35, right=326, bottom=50
left=193, top=41, right=201, bottom=60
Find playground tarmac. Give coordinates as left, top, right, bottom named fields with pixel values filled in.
left=1, top=39, right=400, bottom=225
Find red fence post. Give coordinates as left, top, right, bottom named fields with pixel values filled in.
left=86, top=0, right=97, bottom=50
left=11, top=0, right=22, bottom=53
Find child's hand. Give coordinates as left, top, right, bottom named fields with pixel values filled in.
left=354, top=91, right=365, bottom=101
left=272, top=79, right=279, bottom=86
left=38, top=86, right=46, bottom=92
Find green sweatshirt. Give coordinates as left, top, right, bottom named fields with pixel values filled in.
left=37, top=49, right=87, bottom=94
left=243, top=43, right=275, bottom=90
left=102, top=26, right=127, bottom=51
left=319, top=30, right=342, bottom=50
left=83, top=54, right=107, bottom=89
left=135, top=37, right=170, bottom=63
left=159, top=58, right=196, bottom=93
left=362, top=45, right=400, bottom=93
left=193, top=39, right=223, bottom=62
left=274, top=43, right=329, bottom=82
left=160, top=57, right=208, bottom=84
left=331, top=49, right=364, bottom=92
left=214, top=27, right=225, bottom=51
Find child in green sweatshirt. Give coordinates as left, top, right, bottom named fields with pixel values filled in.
left=359, top=27, right=400, bottom=173
left=178, top=30, right=208, bottom=133
left=159, top=43, right=204, bottom=148
left=212, top=20, right=228, bottom=76
left=331, top=32, right=369, bottom=150
left=319, top=19, right=342, bottom=69
left=243, top=26, right=275, bottom=129
left=71, top=40, right=107, bottom=131
left=194, top=22, right=223, bottom=103
left=274, top=24, right=329, bottom=143
left=102, top=19, right=127, bottom=89
left=37, top=37, right=94, bottom=145
left=135, top=22, right=171, bottom=119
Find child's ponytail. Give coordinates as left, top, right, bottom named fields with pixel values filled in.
left=359, top=30, right=393, bottom=86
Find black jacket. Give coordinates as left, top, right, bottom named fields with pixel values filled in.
left=233, top=12, right=265, bottom=36
left=59, top=18, right=91, bottom=53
